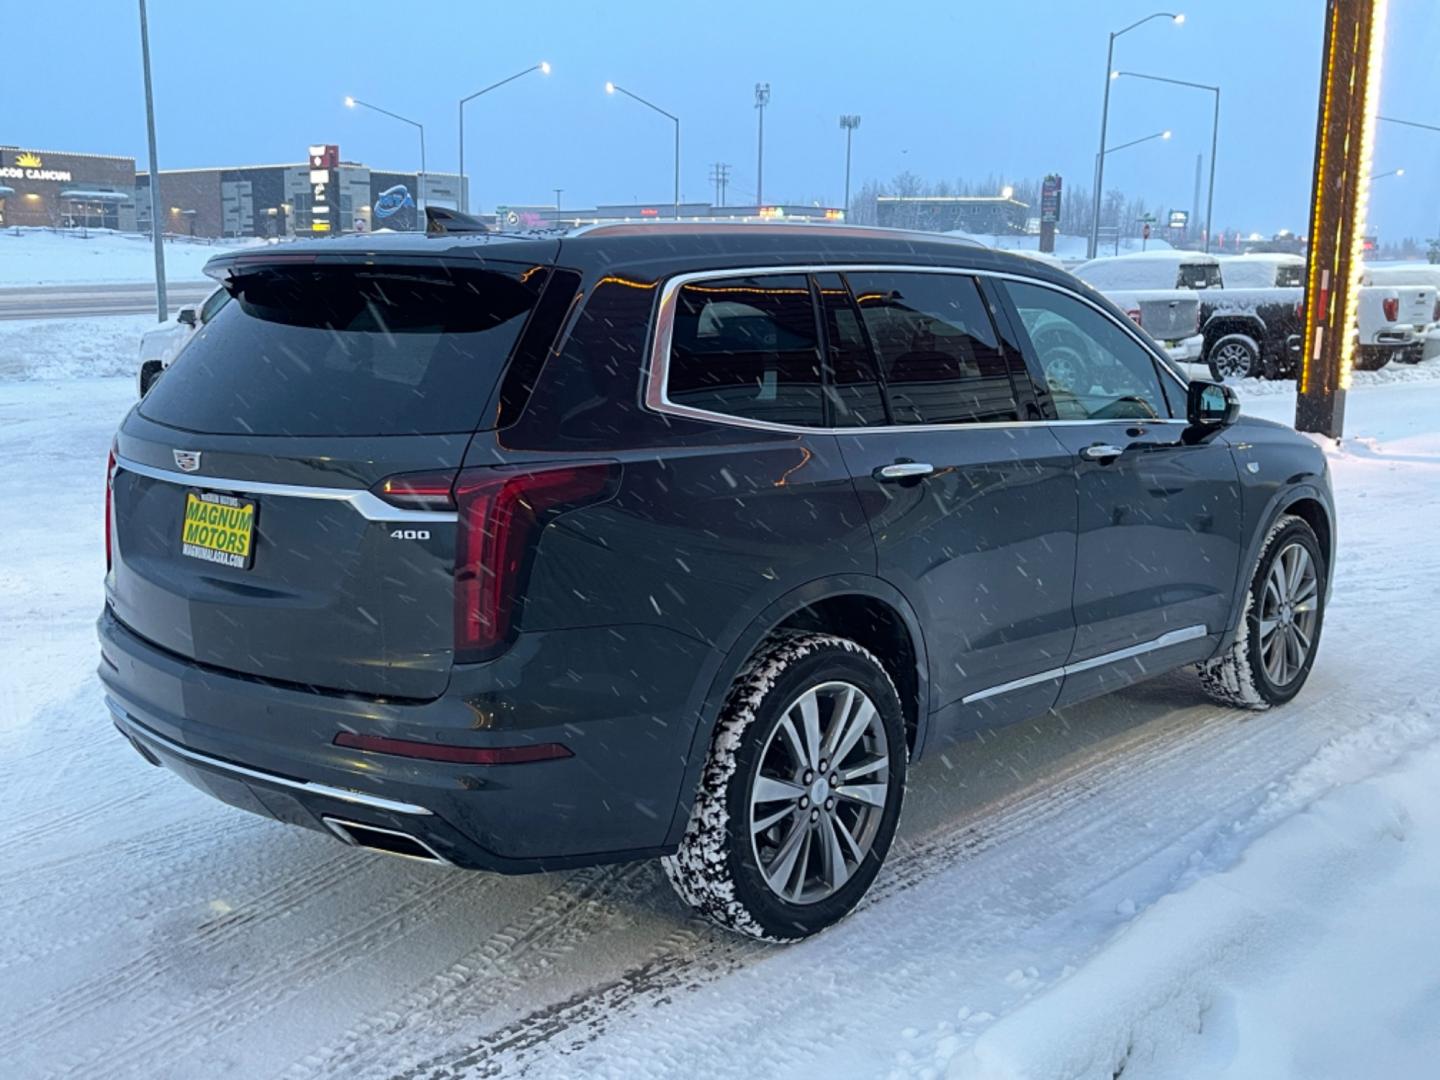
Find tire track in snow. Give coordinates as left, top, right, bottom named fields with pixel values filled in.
left=394, top=659, right=1439, bottom=1080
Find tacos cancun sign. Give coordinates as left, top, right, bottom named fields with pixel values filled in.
left=0, top=153, right=73, bottom=183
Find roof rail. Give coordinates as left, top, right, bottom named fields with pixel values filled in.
left=565, top=220, right=989, bottom=247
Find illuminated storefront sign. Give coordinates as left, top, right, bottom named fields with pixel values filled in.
left=0, top=152, right=74, bottom=183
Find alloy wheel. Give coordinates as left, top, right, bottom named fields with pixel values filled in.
left=749, top=681, right=891, bottom=905
left=1214, top=341, right=1254, bottom=378
left=1258, top=541, right=1320, bottom=686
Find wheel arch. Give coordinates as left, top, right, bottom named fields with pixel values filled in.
left=662, top=574, right=931, bottom=849
left=1202, top=314, right=1265, bottom=356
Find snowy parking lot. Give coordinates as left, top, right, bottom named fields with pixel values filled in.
left=3, top=320, right=1439, bottom=1078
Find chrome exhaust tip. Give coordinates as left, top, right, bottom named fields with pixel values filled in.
left=322, top=817, right=450, bottom=865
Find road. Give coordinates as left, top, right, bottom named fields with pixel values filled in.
left=0, top=281, right=212, bottom=321
left=2, top=373, right=1438, bottom=1079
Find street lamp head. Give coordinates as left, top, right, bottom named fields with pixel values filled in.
left=1397, top=167, right=1406, bottom=176
left=1173, top=13, right=1185, bottom=24
left=344, top=96, right=356, bottom=108
left=539, top=61, right=551, bottom=75
left=605, top=81, right=616, bottom=94
left=1162, top=129, right=1173, bottom=139
left=1110, top=70, right=1120, bottom=79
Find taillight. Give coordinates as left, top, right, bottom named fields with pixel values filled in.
left=105, top=445, right=117, bottom=573
left=1126, top=308, right=1142, bottom=326
left=373, top=462, right=617, bottom=662
left=1383, top=296, right=1400, bottom=322
left=1295, top=300, right=1305, bottom=322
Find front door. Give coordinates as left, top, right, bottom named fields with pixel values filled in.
left=821, top=271, right=1078, bottom=735
left=999, top=279, right=1243, bottom=704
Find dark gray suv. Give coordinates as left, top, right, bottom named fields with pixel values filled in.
left=101, top=224, right=1334, bottom=940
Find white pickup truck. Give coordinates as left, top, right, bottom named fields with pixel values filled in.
left=136, top=286, right=229, bottom=395
left=1071, top=251, right=1207, bottom=364
left=1361, top=261, right=1440, bottom=363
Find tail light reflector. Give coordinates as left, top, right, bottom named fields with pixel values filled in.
left=1383, top=296, right=1400, bottom=323
left=334, top=731, right=572, bottom=765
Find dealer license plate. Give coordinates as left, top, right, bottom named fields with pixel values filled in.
left=180, top=491, right=256, bottom=569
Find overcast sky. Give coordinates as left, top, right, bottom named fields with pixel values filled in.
left=10, top=0, right=1440, bottom=241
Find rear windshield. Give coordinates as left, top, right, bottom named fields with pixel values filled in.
left=1177, top=262, right=1223, bottom=289
left=140, top=262, right=546, bottom=436
left=1275, top=263, right=1304, bottom=287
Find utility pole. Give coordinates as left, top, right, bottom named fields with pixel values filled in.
left=137, top=0, right=167, bottom=320
left=840, top=115, right=861, bottom=218
left=709, top=163, right=731, bottom=207
left=755, top=83, right=771, bottom=209
left=1296, top=0, right=1389, bottom=439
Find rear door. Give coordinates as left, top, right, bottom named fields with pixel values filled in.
left=109, top=258, right=554, bottom=699
left=827, top=270, right=1078, bottom=732
left=999, top=278, right=1243, bottom=703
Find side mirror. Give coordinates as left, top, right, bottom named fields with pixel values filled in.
left=1187, top=379, right=1240, bottom=429
left=176, top=306, right=198, bottom=327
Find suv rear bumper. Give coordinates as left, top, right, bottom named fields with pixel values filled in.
left=98, top=607, right=710, bottom=872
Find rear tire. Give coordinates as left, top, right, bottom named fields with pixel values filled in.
left=662, top=632, right=907, bottom=941
left=1199, top=514, right=1326, bottom=709
left=1353, top=346, right=1391, bottom=372
left=1207, top=334, right=1260, bottom=381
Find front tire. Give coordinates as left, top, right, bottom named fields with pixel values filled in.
left=1199, top=514, right=1326, bottom=709
left=662, top=632, right=908, bottom=941
left=1208, top=334, right=1260, bottom=381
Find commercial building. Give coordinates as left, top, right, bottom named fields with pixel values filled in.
left=875, top=194, right=1029, bottom=235
left=136, top=161, right=463, bottom=238
left=0, top=146, right=138, bottom=230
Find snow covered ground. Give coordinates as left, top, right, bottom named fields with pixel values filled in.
left=0, top=228, right=255, bottom=287
left=2, top=319, right=1439, bottom=1079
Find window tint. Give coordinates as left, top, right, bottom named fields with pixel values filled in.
left=815, top=272, right=887, bottom=426
left=668, top=274, right=823, bottom=426
left=1005, top=280, right=1171, bottom=421
left=140, top=263, right=544, bottom=436
left=848, top=271, right=1018, bottom=424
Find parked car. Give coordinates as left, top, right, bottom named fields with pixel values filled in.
left=1361, top=262, right=1440, bottom=362
left=1073, top=251, right=1213, bottom=363
left=136, top=287, right=230, bottom=396
left=1199, top=254, right=1307, bottom=380
left=102, top=225, right=1334, bottom=940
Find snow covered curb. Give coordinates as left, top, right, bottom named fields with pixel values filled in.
left=947, top=719, right=1440, bottom=1080
left=0, top=313, right=153, bottom=380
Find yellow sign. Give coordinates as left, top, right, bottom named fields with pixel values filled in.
left=180, top=492, right=255, bottom=569
left=1, top=152, right=73, bottom=183
left=15, top=152, right=41, bottom=168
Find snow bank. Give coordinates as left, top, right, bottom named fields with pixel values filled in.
left=949, top=738, right=1440, bottom=1080
left=0, top=227, right=257, bottom=286
left=0, top=313, right=153, bottom=379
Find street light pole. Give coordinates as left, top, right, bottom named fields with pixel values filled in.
left=1113, top=71, right=1219, bottom=251
left=1089, top=12, right=1185, bottom=259
left=1093, top=131, right=1174, bottom=255
left=840, top=114, right=861, bottom=218
left=345, top=96, right=427, bottom=230
left=458, top=62, right=550, bottom=214
left=755, top=83, right=771, bottom=209
left=137, top=0, right=167, bottom=320
left=606, top=82, right=681, bottom=219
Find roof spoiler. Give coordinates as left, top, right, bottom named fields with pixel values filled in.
left=425, top=206, right=490, bottom=236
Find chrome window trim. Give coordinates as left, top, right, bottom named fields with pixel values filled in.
left=961, top=624, right=1208, bottom=705
left=108, top=700, right=435, bottom=816
left=642, top=263, right=1193, bottom=437
left=114, top=454, right=458, bottom=524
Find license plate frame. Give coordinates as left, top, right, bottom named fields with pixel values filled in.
left=180, top=490, right=257, bottom=570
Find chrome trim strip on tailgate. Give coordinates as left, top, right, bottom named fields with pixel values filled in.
left=962, top=624, right=1208, bottom=705
left=108, top=699, right=434, bottom=816
left=114, top=455, right=458, bottom=524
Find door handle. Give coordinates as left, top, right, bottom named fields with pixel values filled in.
left=874, top=461, right=935, bottom=481
left=1079, top=443, right=1125, bottom=462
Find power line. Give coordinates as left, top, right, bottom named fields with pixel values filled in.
left=709, top=162, right=732, bottom=207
